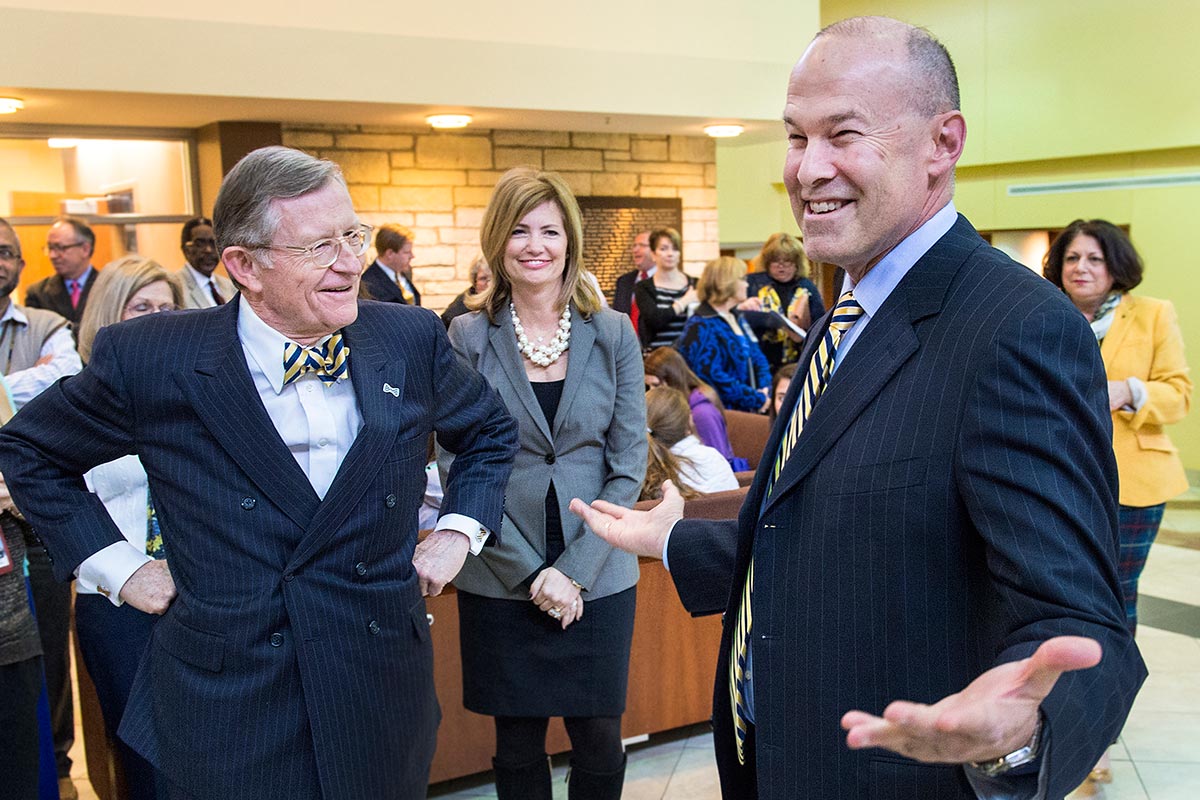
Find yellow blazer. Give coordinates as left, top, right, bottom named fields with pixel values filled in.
left=1103, top=294, right=1192, bottom=506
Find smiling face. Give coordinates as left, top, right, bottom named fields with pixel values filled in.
left=782, top=34, right=962, bottom=281
left=1060, top=234, right=1114, bottom=314
left=504, top=200, right=567, bottom=295
left=226, top=180, right=362, bottom=344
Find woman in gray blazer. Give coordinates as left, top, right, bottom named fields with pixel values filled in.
left=445, top=168, right=647, bottom=800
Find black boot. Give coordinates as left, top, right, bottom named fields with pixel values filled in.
left=567, top=754, right=626, bottom=800
left=493, top=755, right=552, bottom=800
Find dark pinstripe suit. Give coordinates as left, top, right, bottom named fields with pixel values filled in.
left=0, top=300, right=518, bottom=800
left=668, top=216, right=1146, bottom=800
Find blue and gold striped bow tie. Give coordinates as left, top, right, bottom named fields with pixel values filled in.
left=729, top=290, right=864, bottom=765
left=282, top=332, right=350, bottom=387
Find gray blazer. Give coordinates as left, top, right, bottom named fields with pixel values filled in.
left=177, top=265, right=235, bottom=309
left=446, top=304, right=647, bottom=600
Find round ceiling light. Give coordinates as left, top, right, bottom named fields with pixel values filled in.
left=426, top=114, right=472, bottom=130
left=703, top=124, right=745, bottom=138
left=0, top=97, right=25, bottom=114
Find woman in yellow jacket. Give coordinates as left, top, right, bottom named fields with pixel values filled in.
left=1046, top=219, right=1191, bottom=781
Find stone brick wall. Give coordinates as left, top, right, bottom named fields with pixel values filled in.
left=280, top=125, right=719, bottom=311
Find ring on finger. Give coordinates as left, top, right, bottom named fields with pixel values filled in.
left=548, top=608, right=563, bottom=619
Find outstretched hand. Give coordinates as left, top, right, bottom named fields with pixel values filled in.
left=841, top=636, right=1101, bottom=763
left=568, top=480, right=686, bottom=560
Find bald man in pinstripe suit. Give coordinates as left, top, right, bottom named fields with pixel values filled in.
left=574, top=17, right=1145, bottom=800
left=0, top=147, right=518, bottom=800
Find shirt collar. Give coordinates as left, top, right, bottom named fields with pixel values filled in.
left=66, top=266, right=94, bottom=289
left=236, top=296, right=335, bottom=395
left=0, top=301, right=29, bottom=326
left=373, top=259, right=399, bottom=284
left=185, top=262, right=215, bottom=287
left=844, top=202, right=957, bottom=318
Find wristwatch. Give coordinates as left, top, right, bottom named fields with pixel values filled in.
left=967, top=717, right=1043, bottom=777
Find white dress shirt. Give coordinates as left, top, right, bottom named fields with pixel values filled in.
left=0, top=302, right=82, bottom=408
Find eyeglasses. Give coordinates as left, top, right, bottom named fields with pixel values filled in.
left=124, top=300, right=179, bottom=317
left=0, top=245, right=20, bottom=261
left=252, top=223, right=373, bottom=269
left=44, top=241, right=87, bottom=256
left=185, top=237, right=218, bottom=250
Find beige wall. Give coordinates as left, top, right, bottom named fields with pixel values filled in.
left=283, top=126, right=719, bottom=310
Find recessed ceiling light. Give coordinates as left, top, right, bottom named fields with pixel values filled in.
left=0, top=97, right=25, bottom=114
left=47, top=138, right=81, bottom=149
left=426, top=114, right=472, bottom=130
left=703, top=124, right=745, bottom=138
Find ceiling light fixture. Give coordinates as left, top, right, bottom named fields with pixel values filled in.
left=0, top=97, right=25, bottom=114
left=703, top=124, right=745, bottom=139
left=426, top=114, right=472, bottom=130
left=47, top=138, right=81, bottom=149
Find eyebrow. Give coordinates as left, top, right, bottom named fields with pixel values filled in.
left=783, top=111, right=865, bottom=128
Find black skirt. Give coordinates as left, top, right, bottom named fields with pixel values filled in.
left=457, top=586, right=636, bottom=718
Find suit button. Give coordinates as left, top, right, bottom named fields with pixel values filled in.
left=367, top=620, right=381, bottom=636
left=544, top=453, right=555, bottom=465
left=283, top=573, right=294, bottom=582
left=241, top=497, right=256, bottom=510
left=270, top=632, right=284, bottom=647
left=355, top=562, right=367, bottom=576
left=385, top=494, right=397, bottom=508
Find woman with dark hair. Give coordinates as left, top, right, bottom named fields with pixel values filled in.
left=643, top=346, right=736, bottom=463
left=743, top=232, right=825, bottom=371
left=1045, top=219, right=1192, bottom=785
left=446, top=167, right=646, bottom=800
left=767, top=363, right=799, bottom=423
left=632, top=227, right=697, bottom=349
left=675, top=256, right=772, bottom=413
left=641, top=387, right=737, bottom=501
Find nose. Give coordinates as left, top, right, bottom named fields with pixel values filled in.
left=791, top=139, right=836, bottom=189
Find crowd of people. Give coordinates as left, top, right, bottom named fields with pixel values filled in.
left=0, top=14, right=1187, bottom=800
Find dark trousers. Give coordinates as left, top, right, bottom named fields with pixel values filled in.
left=0, top=655, right=45, bottom=800
left=26, top=540, right=75, bottom=778
left=75, top=593, right=163, bottom=800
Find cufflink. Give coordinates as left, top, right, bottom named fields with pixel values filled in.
left=97, top=585, right=110, bottom=597
left=476, top=527, right=487, bottom=543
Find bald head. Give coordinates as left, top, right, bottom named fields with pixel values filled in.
left=815, top=16, right=959, bottom=118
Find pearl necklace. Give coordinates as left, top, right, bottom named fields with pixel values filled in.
left=511, top=303, right=571, bottom=367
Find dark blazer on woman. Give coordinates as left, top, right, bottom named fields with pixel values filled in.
left=446, top=305, right=647, bottom=598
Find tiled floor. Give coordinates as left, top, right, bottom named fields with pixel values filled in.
left=63, top=534, right=1200, bottom=800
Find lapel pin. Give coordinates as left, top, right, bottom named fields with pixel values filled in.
left=383, top=383, right=400, bottom=397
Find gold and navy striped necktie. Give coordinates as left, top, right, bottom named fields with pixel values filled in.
left=729, top=290, right=864, bottom=764
left=282, top=332, right=350, bottom=387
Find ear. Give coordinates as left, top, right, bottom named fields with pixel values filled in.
left=929, top=111, right=966, bottom=180
left=222, top=247, right=263, bottom=293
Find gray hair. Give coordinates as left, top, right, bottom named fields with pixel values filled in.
left=213, top=146, right=345, bottom=259
left=818, top=16, right=959, bottom=116
left=468, top=253, right=488, bottom=283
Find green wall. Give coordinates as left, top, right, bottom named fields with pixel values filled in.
left=716, top=0, right=1200, bottom=469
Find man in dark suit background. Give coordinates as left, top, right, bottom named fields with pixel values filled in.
left=361, top=222, right=421, bottom=305
left=573, top=16, right=1145, bottom=800
left=0, top=146, right=518, bottom=800
left=24, top=215, right=100, bottom=324
left=612, top=230, right=654, bottom=336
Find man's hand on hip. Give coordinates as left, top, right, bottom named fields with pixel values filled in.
left=413, top=528, right=470, bottom=596
left=841, top=636, right=1102, bottom=763
left=119, top=560, right=177, bottom=614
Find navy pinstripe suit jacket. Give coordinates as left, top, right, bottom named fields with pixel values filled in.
left=668, top=216, right=1146, bottom=800
left=0, top=300, right=518, bottom=800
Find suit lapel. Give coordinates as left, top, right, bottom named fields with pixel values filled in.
left=287, top=318, right=406, bottom=572
left=489, top=306, right=553, bottom=445
left=553, top=305, right=594, bottom=439
left=761, top=216, right=980, bottom=515
left=1099, top=294, right=1133, bottom=367
left=173, top=302, right=320, bottom=530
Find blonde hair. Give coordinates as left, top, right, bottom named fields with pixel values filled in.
left=77, top=255, right=182, bottom=363
left=696, top=256, right=747, bottom=305
left=759, top=233, right=808, bottom=279
left=641, top=387, right=702, bottom=502
left=469, top=167, right=601, bottom=320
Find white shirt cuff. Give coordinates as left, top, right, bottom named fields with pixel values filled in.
left=434, top=512, right=491, bottom=556
left=75, top=541, right=152, bottom=606
left=661, top=519, right=683, bottom=571
left=1126, top=377, right=1148, bottom=411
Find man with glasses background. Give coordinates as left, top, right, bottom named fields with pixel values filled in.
left=176, top=216, right=235, bottom=308
left=0, top=217, right=84, bottom=799
left=25, top=216, right=100, bottom=324
left=0, top=147, right=518, bottom=800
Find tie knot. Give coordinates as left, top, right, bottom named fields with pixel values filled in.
left=282, top=332, right=349, bottom=387
left=829, top=291, right=864, bottom=332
